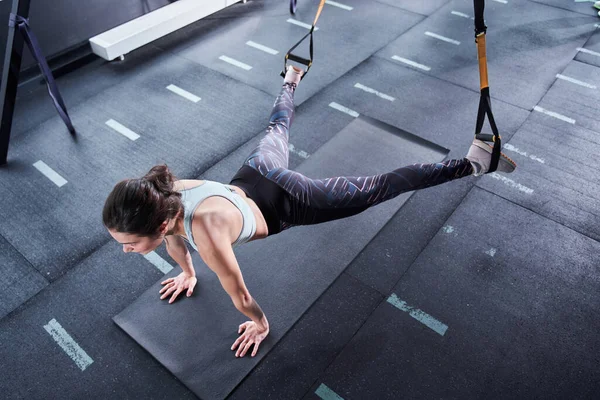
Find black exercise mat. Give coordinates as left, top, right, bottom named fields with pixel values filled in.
left=114, top=116, right=449, bottom=399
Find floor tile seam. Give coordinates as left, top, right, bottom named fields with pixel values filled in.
left=543, top=85, right=600, bottom=111
left=580, top=29, right=600, bottom=55
left=174, top=71, right=377, bottom=177
left=292, top=185, right=477, bottom=395
left=234, top=203, right=404, bottom=396
left=148, top=43, right=282, bottom=104
left=13, top=55, right=148, bottom=137
left=0, top=241, right=50, bottom=320
left=383, top=184, right=478, bottom=297
left=191, top=104, right=307, bottom=179
left=371, top=12, right=596, bottom=114
left=299, top=272, right=387, bottom=400
left=329, top=180, right=468, bottom=297
left=0, top=183, right=58, bottom=282
left=373, top=54, right=531, bottom=113
left=568, top=58, right=600, bottom=74
left=371, top=0, right=429, bottom=17
left=0, top=234, right=120, bottom=326
left=522, top=120, right=600, bottom=148
left=524, top=0, right=600, bottom=17
left=509, top=118, right=600, bottom=188
left=3, top=163, right=120, bottom=278
left=514, top=160, right=600, bottom=205
left=228, top=269, right=383, bottom=398
left=474, top=185, right=600, bottom=244
left=532, top=161, right=600, bottom=192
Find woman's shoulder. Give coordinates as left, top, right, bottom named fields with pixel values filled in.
left=173, top=179, right=205, bottom=191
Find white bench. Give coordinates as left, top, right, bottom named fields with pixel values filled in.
left=89, top=0, right=245, bottom=61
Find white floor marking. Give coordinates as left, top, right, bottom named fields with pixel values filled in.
left=33, top=161, right=68, bottom=187
left=246, top=41, right=278, bottom=55
left=391, top=55, right=431, bottom=71
left=425, top=31, right=461, bottom=45
left=533, top=106, right=575, bottom=124
left=166, top=84, right=201, bottom=103
left=451, top=10, right=471, bottom=18
left=354, top=83, right=395, bottom=101
left=287, top=18, right=318, bottom=30
left=556, top=74, right=597, bottom=89
left=387, top=294, right=448, bottom=336
left=288, top=143, right=310, bottom=159
left=144, top=251, right=174, bottom=274
left=489, top=173, right=534, bottom=194
left=329, top=102, right=359, bottom=117
left=219, top=55, right=252, bottom=70
left=325, top=0, right=353, bottom=10
left=442, top=225, right=455, bottom=234
left=486, top=248, right=497, bottom=257
left=503, top=144, right=545, bottom=164
left=315, top=383, right=345, bottom=400
left=492, top=0, right=507, bottom=4
left=577, top=47, right=600, bottom=57
left=44, top=319, right=94, bottom=371
left=105, top=119, right=140, bottom=141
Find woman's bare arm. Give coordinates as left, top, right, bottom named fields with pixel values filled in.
left=164, top=235, right=195, bottom=276
left=160, top=235, right=198, bottom=303
left=196, top=221, right=268, bottom=330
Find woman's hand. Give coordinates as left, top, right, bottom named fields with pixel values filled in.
left=160, top=272, right=197, bottom=303
left=231, top=321, right=269, bottom=358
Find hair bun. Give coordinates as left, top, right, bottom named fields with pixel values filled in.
left=142, top=164, right=178, bottom=196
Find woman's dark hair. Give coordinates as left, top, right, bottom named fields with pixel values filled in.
left=102, top=165, right=183, bottom=236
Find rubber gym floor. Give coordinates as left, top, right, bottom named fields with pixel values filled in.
left=1, top=0, right=600, bottom=399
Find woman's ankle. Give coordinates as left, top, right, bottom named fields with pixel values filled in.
left=284, top=65, right=303, bottom=86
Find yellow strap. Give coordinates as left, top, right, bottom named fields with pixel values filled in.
left=476, top=33, right=488, bottom=90
left=312, top=0, right=327, bottom=27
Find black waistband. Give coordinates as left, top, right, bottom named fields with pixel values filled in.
left=229, top=165, right=286, bottom=235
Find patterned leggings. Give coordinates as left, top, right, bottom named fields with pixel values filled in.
left=233, top=83, right=473, bottom=233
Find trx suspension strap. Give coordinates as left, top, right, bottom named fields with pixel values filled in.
left=281, top=0, right=326, bottom=80
left=473, top=0, right=500, bottom=172
left=10, top=14, right=76, bottom=136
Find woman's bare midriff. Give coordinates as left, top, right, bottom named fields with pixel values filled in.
left=173, top=179, right=269, bottom=241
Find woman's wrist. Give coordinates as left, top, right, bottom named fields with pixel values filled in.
left=258, top=315, right=269, bottom=331
left=180, top=265, right=196, bottom=277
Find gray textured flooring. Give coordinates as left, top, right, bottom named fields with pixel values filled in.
left=310, top=189, right=600, bottom=399
left=1, top=0, right=599, bottom=399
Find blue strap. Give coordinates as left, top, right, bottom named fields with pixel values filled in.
left=11, top=14, right=76, bottom=135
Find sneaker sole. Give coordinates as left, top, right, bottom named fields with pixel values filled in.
left=473, top=141, right=517, bottom=173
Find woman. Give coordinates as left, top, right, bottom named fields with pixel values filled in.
left=103, top=66, right=516, bottom=358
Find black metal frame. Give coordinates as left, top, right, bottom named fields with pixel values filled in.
left=0, top=0, right=30, bottom=165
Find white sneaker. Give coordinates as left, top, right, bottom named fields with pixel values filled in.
left=466, top=138, right=517, bottom=176
left=284, top=65, right=304, bottom=86
left=594, top=1, right=600, bottom=10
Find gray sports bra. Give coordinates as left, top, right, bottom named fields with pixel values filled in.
left=180, top=181, right=257, bottom=249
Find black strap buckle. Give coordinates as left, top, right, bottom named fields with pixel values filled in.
left=280, top=31, right=314, bottom=79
